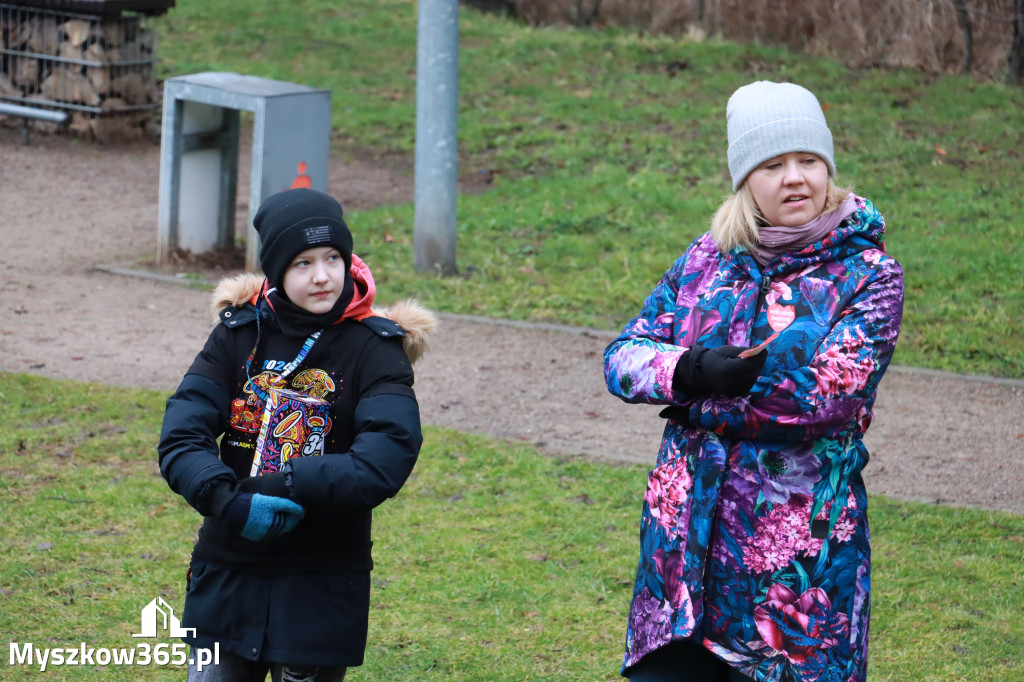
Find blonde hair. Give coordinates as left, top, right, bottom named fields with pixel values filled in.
left=709, top=179, right=852, bottom=254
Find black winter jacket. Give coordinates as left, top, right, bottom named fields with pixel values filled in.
left=159, top=279, right=431, bottom=574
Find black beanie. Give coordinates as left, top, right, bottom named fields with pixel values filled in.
left=253, top=188, right=353, bottom=288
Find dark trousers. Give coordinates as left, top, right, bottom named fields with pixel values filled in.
left=186, top=648, right=346, bottom=681
left=625, top=640, right=753, bottom=682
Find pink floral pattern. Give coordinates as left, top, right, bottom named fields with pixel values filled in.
left=811, top=327, right=876, bottom=401
left=742, top=495, right=857, bottom=574
left=645, top=460, right=693, bottom=541
left=754, top=585, right=851, bottom=665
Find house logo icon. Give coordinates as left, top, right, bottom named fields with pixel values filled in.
left=132, top=597, right=197, bottom=638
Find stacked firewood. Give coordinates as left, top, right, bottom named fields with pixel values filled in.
left=0, top=11, right=159, bottom=141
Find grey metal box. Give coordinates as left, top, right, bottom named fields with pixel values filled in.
left=157, top=72, right=332, bottom=270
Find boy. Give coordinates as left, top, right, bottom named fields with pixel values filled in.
left=159, top=188, right=435, bottom=681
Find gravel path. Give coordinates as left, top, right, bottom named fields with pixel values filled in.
left=2, top=129, right=1021, bottom=515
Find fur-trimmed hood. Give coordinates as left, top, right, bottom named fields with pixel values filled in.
left=210, top=256, right=437, bottom=364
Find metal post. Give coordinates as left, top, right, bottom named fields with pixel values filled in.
left=414, top=0, right=459, bottom=275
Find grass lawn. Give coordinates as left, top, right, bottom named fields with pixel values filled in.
left=4, top=4, right=1022, bottom=680
left=155, top=0, right=1024, bottom=379
left=1, top=373, right=1022, bottom=680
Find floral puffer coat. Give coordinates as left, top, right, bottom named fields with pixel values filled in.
left=604, top=196, right=903, bottom=681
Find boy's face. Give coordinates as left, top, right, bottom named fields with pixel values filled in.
left=281, top=246, right=348, bottom=314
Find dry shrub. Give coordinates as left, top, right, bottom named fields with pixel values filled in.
left=598, top=0, right=698, bottom=35
left=505, top=0, right=1018, bottom=81
left=510, top=0, right=697, bottom=32
left=778, top=0, right=1014, bottom=79
left=509, top=0, right=583, bottom=27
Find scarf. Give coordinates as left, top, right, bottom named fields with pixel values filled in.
left=267, top=280, right=354, bottom=337
left=752, top=194, right=858, bottom=267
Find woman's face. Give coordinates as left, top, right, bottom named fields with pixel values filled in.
left=746, top=152, right=830, bottom=227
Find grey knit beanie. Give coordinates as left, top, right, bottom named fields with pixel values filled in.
left=726, top=81, right=835, bottom=191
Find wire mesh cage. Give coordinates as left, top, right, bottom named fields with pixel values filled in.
left=0, top=1, right=163, bottom=141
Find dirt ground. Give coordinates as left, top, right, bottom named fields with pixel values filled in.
left=1, top=127, right=1022, bottom=516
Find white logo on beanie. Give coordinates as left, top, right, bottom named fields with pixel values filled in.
left=303, top=225, right=332, bottom=244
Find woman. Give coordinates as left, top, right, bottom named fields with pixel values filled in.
left=604, top=81, right=904, bottom=681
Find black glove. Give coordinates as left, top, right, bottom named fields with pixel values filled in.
left=658, top=405, right=691, bottom=426
left=673, top=344, right=767, bottom=398
left=238, top=471, right=292, bottom=498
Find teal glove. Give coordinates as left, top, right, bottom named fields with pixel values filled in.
left=222, top=492, right=305, bottom=541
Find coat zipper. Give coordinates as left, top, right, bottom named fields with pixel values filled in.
left=756, top=273, right=772, bottom=318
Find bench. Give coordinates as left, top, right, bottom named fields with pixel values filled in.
left=0, top=102, right=70, bottom=144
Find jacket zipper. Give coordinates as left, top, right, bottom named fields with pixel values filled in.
left=756, top=273, right=772, bottom=318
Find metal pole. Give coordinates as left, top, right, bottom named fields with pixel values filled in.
left=414, top=0, right=459, bottom=275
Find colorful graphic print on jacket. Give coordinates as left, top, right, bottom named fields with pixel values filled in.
left=226, top=367, right=339, bottom=466
left=604, top=197, right=903, bottom=681
left=230, top=368, right=337, bottom=431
